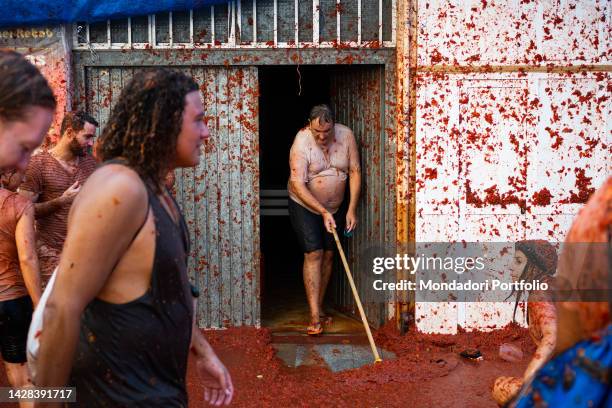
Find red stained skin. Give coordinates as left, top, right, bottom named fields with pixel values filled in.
left=493, top=299, right=556, bottom=405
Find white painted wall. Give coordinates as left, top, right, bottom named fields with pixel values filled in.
left=414, top=0, right=611, bottom=333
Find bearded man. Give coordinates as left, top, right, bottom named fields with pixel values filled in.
left=19, top=111, right=98, bottom=285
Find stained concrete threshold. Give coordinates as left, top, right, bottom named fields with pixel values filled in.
left=273, top=342, right=396, bottom=372
left=263, top=281, right=395, bottom=371
left=267, top=310, right=396, bottom=372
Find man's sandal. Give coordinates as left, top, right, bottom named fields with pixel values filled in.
left=307, top=322, right=323, bottom=336
left=320, top=314, right=333, bottom=326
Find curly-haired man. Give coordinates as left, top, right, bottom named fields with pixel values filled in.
left=33, top=69, right=233, bottom=406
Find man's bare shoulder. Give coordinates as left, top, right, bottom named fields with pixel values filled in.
left=334, top=123, right=355, bottom=141
left=297, top=127, right=312, bottom=139
left=291, top=127, right=312, bottom=147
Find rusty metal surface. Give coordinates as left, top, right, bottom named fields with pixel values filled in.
left=330, top=64, right=397, bottom=329
left=82, top=65, right=260, bottom=328
left=73, top=48, right=395, bottom=66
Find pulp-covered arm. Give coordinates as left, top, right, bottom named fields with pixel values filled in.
left=191, top=315, right=234, bottom=406
left=34, top=166, right=147, bottom=392
left=20, top=182, right=80, bottom=219
left=15, top=204, right=41, bottom=306
left=524, top=301, right=557, bottom=380
left=346, top=130, right=361, bottom=231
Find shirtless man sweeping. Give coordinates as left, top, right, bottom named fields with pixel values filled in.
left=19, top=111, right=98, bottom=284
left=288, top=104, right=361, bottom=335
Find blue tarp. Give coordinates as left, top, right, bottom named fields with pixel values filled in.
left=0, top=0, right=229, bottom=28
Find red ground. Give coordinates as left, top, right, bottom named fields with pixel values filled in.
left=188, top=323, right=534, bottom=408
left=0, top=323, right=533, bottom=407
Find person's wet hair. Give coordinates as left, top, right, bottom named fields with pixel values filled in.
left=60, top=111, right=98, bottom=137
left=0, top=168, right=17, bottom=186
left=96, top=68, right=198, bottom=190
left=0, top=49, right=56, bottom=121
left=309, top=104, right=335, bottom=125
left=507, top=240, right=558, bottom=322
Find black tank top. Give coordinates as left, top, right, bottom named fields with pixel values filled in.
left=70, top=169, right=193, bottom=407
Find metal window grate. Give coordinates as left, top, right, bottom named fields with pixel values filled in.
left=154, top=13, right=170, bottom=44
left=73, top=0, right=395, bottom=49
left=340, top=0, right=359, bottom=43
left=194, top=8, right=213, bottom=43
left=277, top=0, right=294, bottom=43
left=130, top=16, right=149, bottom=43
left=172, top=11, right=191, bottom=43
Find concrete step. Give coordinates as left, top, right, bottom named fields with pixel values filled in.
left=272, top=342, right=396, bottom=372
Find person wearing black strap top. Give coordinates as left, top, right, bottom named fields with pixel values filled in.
left=32, top=69, right=233, bottom=407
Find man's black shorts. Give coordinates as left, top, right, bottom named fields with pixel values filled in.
left=288, top=198, right=343, bottom=253
left=0, top=295, right=33, bottom=363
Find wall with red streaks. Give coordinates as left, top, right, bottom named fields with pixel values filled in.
left=1, top=26, right=71, bottom=146
left=414, top=0, right=611, bottom=333
left=174, top=66, right=261, bottom=329
left=419, top=0, right=609, bottom=66
left=33, top=51, right=69, bottom=145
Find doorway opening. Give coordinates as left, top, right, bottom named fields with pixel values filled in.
left=259, top=65, right=365, bottom=334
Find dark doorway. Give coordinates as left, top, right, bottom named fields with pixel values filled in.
left=258, top=65, right=364, bottom=334
left=259, top=66, right=329, bottom=331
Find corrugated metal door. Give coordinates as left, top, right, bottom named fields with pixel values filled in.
left=85, top=66, right=260, bottom=328
left=329, top=66, right=395, bottom=328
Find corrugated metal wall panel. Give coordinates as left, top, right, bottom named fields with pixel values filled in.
left=383, top=62, right=398, bottom=318
left=330, top=65, right=394, bottom=328
left=242, top=67, right=260, bottom=325
left=85, top=65, right=260, bottom=328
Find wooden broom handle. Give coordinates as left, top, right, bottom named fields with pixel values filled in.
left=332, top=228, right=382, bottom=363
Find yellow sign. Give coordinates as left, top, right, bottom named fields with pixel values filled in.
left=0, top=28, right=54, bottom=39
